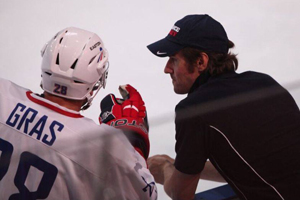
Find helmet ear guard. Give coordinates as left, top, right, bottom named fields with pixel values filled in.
left=40, top=27, right=109, bottom=110
left=98, top=61, right=109, bottom=89
left=82, top=60, right=109, bottom=110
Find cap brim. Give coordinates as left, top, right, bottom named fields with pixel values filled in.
left=147, top=37, right=184, bottom=57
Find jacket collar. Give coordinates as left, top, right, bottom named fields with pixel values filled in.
left=188, top=71, right=237, bottom=94
left=188, top=72, right=211, bottom=94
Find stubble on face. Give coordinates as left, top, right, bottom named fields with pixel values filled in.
left=170, top=53, right=200, bottom=95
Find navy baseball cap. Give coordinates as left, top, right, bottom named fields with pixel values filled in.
left=147, top=14, right=229, bottom=57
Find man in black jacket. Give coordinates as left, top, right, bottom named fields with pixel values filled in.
left=147, top=14, right=300, bottom=200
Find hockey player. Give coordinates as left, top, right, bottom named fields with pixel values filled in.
left=0, top=27, right=157, bottom=200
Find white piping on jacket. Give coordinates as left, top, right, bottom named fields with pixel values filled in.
left=209, top=125, right=284, bottom=200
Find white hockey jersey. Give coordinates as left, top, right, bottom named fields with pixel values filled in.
left=0, top=78, right=157, bottom=200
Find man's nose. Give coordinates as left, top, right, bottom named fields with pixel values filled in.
left=164, top=60, right=173, bottom=74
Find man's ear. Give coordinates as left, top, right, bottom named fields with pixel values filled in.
left=197, top=53, right=209, bottom=72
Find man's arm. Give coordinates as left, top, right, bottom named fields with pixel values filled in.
left=201, top=161, right=226, bottom=182
left=164, top=163, right=201, bottom=200
left=148, top=155, right=200, bottom=200
left=148, top=155, right=226, bottom=200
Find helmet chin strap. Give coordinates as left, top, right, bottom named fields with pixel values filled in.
left=81, top=65, right=109, bottom=110
left=81, top=82, right=103, bottom=111
left=80, top=99, right=90, bottom=111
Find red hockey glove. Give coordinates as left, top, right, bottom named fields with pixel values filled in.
left=99, top=84, right=149, bottom=159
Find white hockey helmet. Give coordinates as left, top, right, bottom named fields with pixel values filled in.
left=40, top=27, right=109, bottom=110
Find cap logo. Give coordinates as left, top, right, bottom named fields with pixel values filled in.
left=169, top=25, right=180, bottom=37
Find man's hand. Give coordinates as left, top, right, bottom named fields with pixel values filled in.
left=147, top=154, right=174, bottom=184
left=99, top=84, right=149, bottom=159
left=148, top=155, right=201, bottom=200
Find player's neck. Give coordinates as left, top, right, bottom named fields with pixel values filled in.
left=43, top=92, right=84, bottom=112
